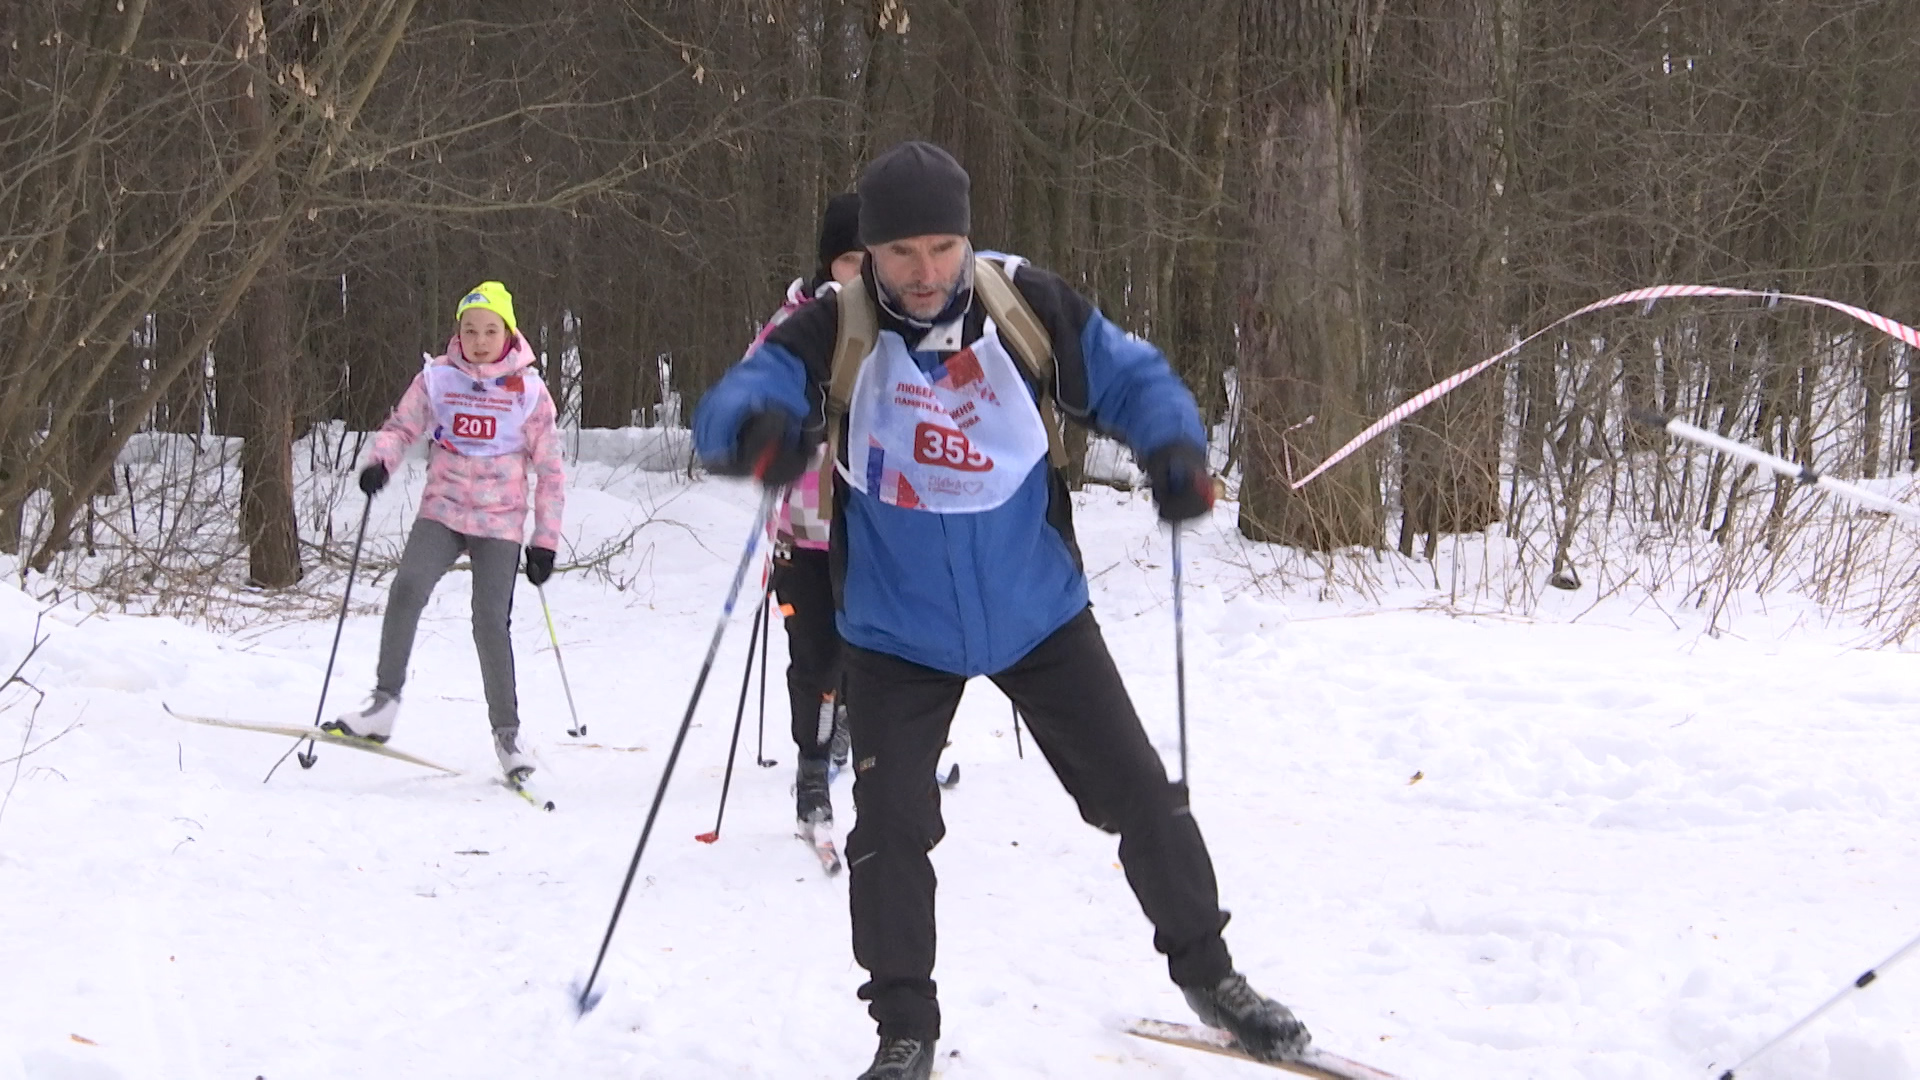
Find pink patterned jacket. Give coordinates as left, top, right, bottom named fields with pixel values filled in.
left=758, top=279, right=831, bottom=552
left=366, top=333, right=566, bottom=551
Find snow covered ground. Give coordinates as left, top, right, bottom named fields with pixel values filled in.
left=2, top=465, right=1917, bottom=1079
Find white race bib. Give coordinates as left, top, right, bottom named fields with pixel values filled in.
left=424, top=365, right=542, bottom=457
left=842, top=320, right=1050, bottom=513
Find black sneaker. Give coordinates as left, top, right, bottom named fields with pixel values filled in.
left=856, top=1036, right=934, bottom=1080
left=796, top=756, right=832, bottom=827
left=1182, top=972, right=1310, bottom=1061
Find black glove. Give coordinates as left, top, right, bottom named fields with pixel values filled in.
left=726, top=410, right=810, bottom=488
left=1143, top=442, right=1215, bottom=523
left=358, top=463, right=388, bottom=496
left=524, top=546, right=556, bottom=586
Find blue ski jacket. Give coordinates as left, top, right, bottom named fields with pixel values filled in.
left=694, top=255, right=1205, bottom=677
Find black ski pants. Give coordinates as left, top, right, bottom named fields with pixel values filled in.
left=844, top=606, right=1234, bottom=1040
left=772, top=547, right=841, bottom=760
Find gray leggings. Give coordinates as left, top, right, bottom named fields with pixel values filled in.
left=376, top=517, right=521, bottom=731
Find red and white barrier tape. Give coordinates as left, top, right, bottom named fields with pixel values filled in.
left=1289, top=284, right=1920, bottom=491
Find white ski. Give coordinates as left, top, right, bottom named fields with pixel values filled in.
left=800, top=820, right=842, bottom=875
left=164, top=704, right=459, bottom=774
left=1123, top=1018, right=1406, bottom=1080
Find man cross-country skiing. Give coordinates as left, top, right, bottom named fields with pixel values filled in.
left=694, top=140, right=1308, bottom=1080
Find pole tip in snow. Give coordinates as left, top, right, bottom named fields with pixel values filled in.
left=1626, top=406, right=1673, bottom=430
left=694, top=831, right=719, bottom=844
left=571, top=980, right=605, bottom=1017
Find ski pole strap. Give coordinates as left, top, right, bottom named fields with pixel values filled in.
left=1292, top=284, right=1920, bottom=492
left=1717, top=928, right=1920, bottom=1078
left=1629, top=409, right=1920, bottom=524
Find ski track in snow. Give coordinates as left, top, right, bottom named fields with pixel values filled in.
left=1, top=471, right=1917, bottom=1079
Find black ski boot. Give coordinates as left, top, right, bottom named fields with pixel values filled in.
left=855, top=1036, right=935, bottom=1080
left=796, top=756, right=832, bottom=827
left=1182, top=972, right=1310, bottom=1061
left=829, top=702, right=851, bottom=768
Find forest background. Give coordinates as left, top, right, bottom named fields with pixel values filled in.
left=5, top=0, right=1918, bottom=628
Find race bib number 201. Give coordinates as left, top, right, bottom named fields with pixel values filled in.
left=452, top=413, right=497, bottom=440
left=914, top=422, right=991, bottom=472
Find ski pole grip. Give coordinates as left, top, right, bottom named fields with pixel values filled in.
left=1626, top=406, right=1672, bottom=430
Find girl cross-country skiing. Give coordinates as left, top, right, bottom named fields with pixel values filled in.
left=326, top=280, right=566, bottom=782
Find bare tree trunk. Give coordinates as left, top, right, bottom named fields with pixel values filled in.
left=1392, top=0, right=1504, bottom=557
left=0, top=0, right=150, bottom=548
left=0, top=417, right=27, bottom=555
left=1909, top=342, right=1920, bottom=470
left=1010, top=0, right=1059, bottom=270
left=227, top=0, right=302, bottom=587
left=1168, top=0, right=1238, bottom=424
left=1236, top=0, right=1382, bottom=550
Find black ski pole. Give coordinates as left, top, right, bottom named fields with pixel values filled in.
left=755, top=570, right=777, bottom=768
left=539, top=585, right=587, bottom=738
left=574, top=486, right=778, bottom=1016
left=695, top=579, right=770, bottom=843
left=265, top=493, right=373, bottom=784
left=1171, top=522, right=1189, bottom=785
left=1010, top=701, right=1024, bottom=759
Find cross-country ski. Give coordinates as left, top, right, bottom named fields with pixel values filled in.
left=1124, top=1018, right=1406, bottom=1080
left=800, top=820, right=843, bottom=876
left=502, top=775, right=556, bottom=812
left=163, top=704, right=459, bottom=775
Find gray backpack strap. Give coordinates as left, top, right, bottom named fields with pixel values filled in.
left=973, top=255, right=1067, bottom=468
left=820, top=277, right=878, bottom=498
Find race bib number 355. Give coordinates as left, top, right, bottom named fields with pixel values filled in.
left=914, top=422, right=991, bottom=472
left=452, top=413, right=497, bottom=440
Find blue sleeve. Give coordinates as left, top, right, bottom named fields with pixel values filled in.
left=692, top=342, right=811, bottom=467
left=1078, top=312, right=1207, bottom=456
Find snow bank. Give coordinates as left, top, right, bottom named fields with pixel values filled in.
left=1, top=477, right=1916, bottom=1077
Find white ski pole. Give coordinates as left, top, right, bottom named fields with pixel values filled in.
left=1630, top=408, right=1920, bottom=524
left=538, top=585, right=586, bottom=738
left=1715, top=928, right=1920, bottom=1078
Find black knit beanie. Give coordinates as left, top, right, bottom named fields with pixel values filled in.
left=813, top=193, right=863, bottom=286
left=857, top=141, right=971, bottom=246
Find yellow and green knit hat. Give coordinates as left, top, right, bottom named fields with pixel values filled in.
left=455, top=280, right=517, bottom=335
